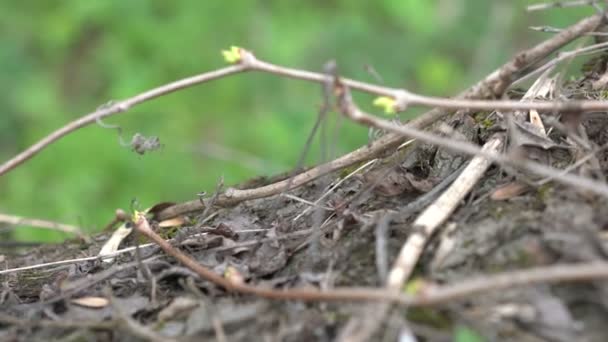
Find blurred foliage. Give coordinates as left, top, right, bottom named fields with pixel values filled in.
left=0, top=1, right=594, bottom=241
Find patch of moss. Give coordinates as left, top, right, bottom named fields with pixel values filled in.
left=339, top=162, right=365, bottom=179
left=473, top=111, right=490, bottom=123
left=536, top=183, right=554, bottom=202
left=159, top=226, right=180, bottom=240
left=406, top=307, right=452, bottom=330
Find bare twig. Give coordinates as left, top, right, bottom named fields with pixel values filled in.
left=242, top=46, right=608, bottom=114
left=337, top=137, right=501, bottom=341
left=0, top=65, right=248, bottom=176
left=0, top=226, right=311, bottom=276
left=0, top=213, right=85, bottom=237
left=409, top=262, right=608, bottom=306
left=530, top=25, right=608, bottom=36
left=0, top=242, right=159, bottom=275
left=536, top=143, right=608, bottom=185
left=513, top=40, right=608, bottom=86
left=157, top=15, right=602, bottom=220
left=5, top=217, right=608, bottom=317
left=281, top=193, right=333, bottom=210
left=131, top=212, right=405, bottom=303
left=527, top=0, right=601, bottom=12
left=132, top=211, right=608, bottom=307
left=292, top=150, right=379, bottom=222
left=1, top=15, right=602, bottom=181
left=334, top=84, right=608, bottom=198
left=388, top=137, right=503, bottom=287
left=336, top=70, right=575, bottom=340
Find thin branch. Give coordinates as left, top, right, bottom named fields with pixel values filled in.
left=0, top=65, right=248, bottom=176
left=0, top=212, right=84, bottom=237
left=131, top=211, right=608, bottom=307
left=281, top=193, right=333, bottom=210
left=1, top=15, right=602, bottom=179
left=292, top=158, right=379, bottom=222
left=530, top=25, right=608, bottom=36
left=158, top=15, right=601, bottom=219
left=527, top=0, right=601, bottom=11
left=132, top=212, right=406, bottom=303
left=337, top=70, right=557, bottom=341
left=387, top=137, right=503, bottom=288
left=334, top=82, right=608, bottom=198
left=5, top=216, right=608, bottom=311
left=513, top=40, right=608, bottom=86
left=0, top=227, right=307, bottom=276
left=0, top=264, right=608, bottom=328
left=536, top=143, right=608, bottom=185
left=409, top=262, right=608, bottom=306
left=246, top=46, right=608, bottom=113
left=337, top=137, right=499, bottom=342
left=0, top=241, right=158, bottom=275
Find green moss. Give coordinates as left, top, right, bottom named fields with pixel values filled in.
left=473, top=111, right=490, bottom=123
left=339, top=162, right=366, bottom=179
left=536, top=183, right=554, bottom=202
left=406, top=307, right=452, bottom=330
left=159, top=226, right=180, bottom=240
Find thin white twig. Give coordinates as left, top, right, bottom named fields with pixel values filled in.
left=0, top=213, right=84, bottom=237
left=530, top=25, right=608, bottom=36
left=281, top=193, right=333, bottom=210
left=536, top=143, right=608, bottom=185
left=292, top=158, right=381, bottom=222
left=0, top=242, right=157, bottom=275
left=513, top=41, right=608, bottom=86
left=527, top=0, right=601, bottom=11
left=337, top=87, right=608, bottom=198
left=387, top=137, right=503, bottom=288
left=1, top=14, right=605, bottom=178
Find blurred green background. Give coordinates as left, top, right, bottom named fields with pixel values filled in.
left=0, top=1, right=593, bottom=242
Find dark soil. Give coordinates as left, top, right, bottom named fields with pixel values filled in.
left=3, top=78, right=608, bottom=342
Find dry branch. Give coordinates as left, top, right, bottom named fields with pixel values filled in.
left=158, top=14, right=604, bottom=219
left=0, top=15, right=602, bottom=187
left=133, top=211, right=608, bottom=307
left=0, top=213, right=84, bottom=237
left=387, top=137, right=503, bottom=288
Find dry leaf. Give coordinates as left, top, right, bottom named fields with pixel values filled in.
left=71, top=296, right=109, bottom=308
left=158, top=297, right=200, bottom=321
left=146, top=202, right=177, bottom=218
left=529, top=110, right=546, bottom=136
left=98, top=223, right=133, bottom=263
left=491, top=181, right=531, bottom=200
left=158, top=216, right=187, bottom=228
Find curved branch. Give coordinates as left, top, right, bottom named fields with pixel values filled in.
left=1, top=15, right=602, bottom=178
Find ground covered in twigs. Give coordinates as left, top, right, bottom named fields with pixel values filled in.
left=4, top=61, right=608, bottom=342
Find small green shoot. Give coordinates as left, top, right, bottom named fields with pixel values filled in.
left=222, top=46, right=242, bottom=64
left=373, top=96, right=397, bottom=114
